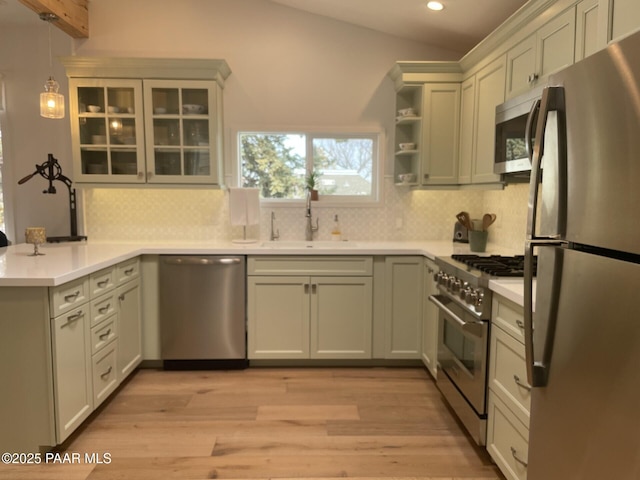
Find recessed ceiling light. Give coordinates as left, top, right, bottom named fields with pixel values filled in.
left=427, top=1, right=444, bottom=11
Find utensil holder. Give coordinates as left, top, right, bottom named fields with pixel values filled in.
left=469, top=230, right=488, bottom=252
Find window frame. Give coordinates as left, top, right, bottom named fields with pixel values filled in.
left=234, top=126, right=384, bottom=207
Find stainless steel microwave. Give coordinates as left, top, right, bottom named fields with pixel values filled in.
left=494, top=86, right=546, bottom=176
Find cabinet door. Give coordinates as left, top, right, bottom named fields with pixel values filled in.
left=143, top=80, right=221, bottom=185
left=421, top=259, right=438, bottom=378
left=575, top=0, right=602, bottom=61
left=116, top=279, right=142, bottom=380
left=310, top=276, right=372, bottom=359
left=457, top=76, right=476, bottom=184
left=51, top=307, right=93, bottom=443
left=384, top=257, right=423, bottom=359
left=247, top=276, right=310, bottom=359
left=505, top=35, right=536, bottom=100
left=608, top=0, right=640, bottom=43
left=536, top=8, right=576, bottom=79
left=69, top=78, right=145, bottom=184
left=472, top=56, right=506, bottom=184
left=421, top=83, right=460, bottom=185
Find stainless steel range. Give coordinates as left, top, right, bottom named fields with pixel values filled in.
left=429, top=254, right=534, bottom=446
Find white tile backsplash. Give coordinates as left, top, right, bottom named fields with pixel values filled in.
left=82, top=179, right=529, bottom=250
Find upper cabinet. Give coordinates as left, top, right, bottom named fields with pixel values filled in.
left=603, top=0, right=640, bottom=43
left=575, top=0, right=602, bottom=61
left=62, top=58, right=230, bottom=187
left=465, top=56, right=506, bottom=185
left=505, top=8, right=576, bottom=99
left=388, top=63, right=462, bottom=188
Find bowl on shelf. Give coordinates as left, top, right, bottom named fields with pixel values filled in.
left=397, top=173, right=416, bottom=184
left=399, top=142, right=416, bottom=151
left=398, top=107, right=415, bottom=117
left=91, top=134, right=107, bottom=144
left=154, top=107, right=167, bottom=114
left=107, top=106, right=120, bottom=113
left=182, top=104, right=205, bottom=114
left=87, top=105, right=101, bottom=113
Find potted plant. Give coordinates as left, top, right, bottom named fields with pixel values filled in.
left=306, top=171, right=321, bottom=201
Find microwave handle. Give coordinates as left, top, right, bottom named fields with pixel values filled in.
left=524, top=98, right=540, bottom=163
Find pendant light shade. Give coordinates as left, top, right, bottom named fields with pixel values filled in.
left=39, top=13, right=65, bottom=119
left=40, top=76, right=65, bottom=118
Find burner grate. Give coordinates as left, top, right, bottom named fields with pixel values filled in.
left=451, top=254, right=536, bottom=277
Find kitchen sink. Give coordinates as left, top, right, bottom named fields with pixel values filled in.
left=260, top=241, right=358, bottom=249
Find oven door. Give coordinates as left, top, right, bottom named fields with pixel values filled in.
left=430, top=294, right=489, bottom=415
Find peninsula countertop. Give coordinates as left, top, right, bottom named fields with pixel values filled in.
left=0, top=240, right=528, bottom=306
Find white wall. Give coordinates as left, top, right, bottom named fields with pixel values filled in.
left=0, top=24, right=73, bottom=243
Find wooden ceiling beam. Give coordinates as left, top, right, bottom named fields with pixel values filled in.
left=18, top=0, right=88, bottom=38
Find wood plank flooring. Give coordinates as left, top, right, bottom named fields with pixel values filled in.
left=0, top=367, right=504, bottom=480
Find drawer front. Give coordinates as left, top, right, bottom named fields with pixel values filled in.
left=50, top=277, right=90, bottom=317
left=487, top=392, right=529, bottom=480
left=92, top=342, right=118, bottom=408
left=490, top=325, right=531, bottom=425
left=90, top=293, right=117, bottom=326
left=492, top=295, right=525, bottom=343
left=89, top=266, right=116, bottom=298
left=116, top=258, right=140, bottom=285
left=248, top=256, right=373, bottom=276
left=91, top=316, right=117, bottom=355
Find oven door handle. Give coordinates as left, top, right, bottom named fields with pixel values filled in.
left=428, top=294, right=485, bottom=338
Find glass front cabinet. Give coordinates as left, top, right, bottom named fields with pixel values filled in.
left=63, top=58, right=230, bottom=186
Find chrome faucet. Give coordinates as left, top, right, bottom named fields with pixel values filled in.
left=270, top=211, right=280, bottom=241
left=305, top=190, right=319, bottom=241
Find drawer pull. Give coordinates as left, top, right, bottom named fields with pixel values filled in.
left=510, top=446, right=528, bottom=467
left=62, top=311, right=84, bottom=327
left=64, top=290, right=81, bottom=302
left=97, top=279, right=110, bottom=288
left=123, top=267, right=134, bottom=276
left=98, top=304, right=111, bottom=314
left=100, top=366, right=113, bottom=379
left=118, top=294, right=125, bottom=301
left=516, top=319, right=525, bottom=329
left=513, top=374, right=532, bottom=391
left=98, top=329, right=112, bottom=340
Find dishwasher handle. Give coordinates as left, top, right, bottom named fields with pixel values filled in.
left=163, top=257, right=242, bottom=266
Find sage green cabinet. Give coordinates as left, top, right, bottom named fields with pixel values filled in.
left=421, top=258, right=439, bottom=378
left=247, top=256, right=373, bottom=360
left=50, top=304, right=93, bottom=443
left=116, top=278, right=142, bottom=380
left=384, top=256, right=423, bottom=359
left=505, top=8, right=576, bottom=100
left=575, top=0, right=602, bottom=61
left=464, top=55, right=506, bottom=185
left=420, top=83, right=461, bottom=185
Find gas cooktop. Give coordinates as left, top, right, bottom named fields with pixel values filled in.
left=451, top=254, right=536, bottom=277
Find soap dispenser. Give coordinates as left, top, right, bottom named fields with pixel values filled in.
left=331, top=214, right=341, bottom=241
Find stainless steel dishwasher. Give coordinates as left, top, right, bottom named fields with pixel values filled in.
left=159, top=255, right=247, bottom=369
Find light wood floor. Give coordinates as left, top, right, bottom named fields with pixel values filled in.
left=2, top=367, right=505, bottom=480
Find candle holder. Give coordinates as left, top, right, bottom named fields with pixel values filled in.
left=25, top=227, right=46, bottom=256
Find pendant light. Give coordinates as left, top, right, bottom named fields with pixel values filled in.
left=39, top=13, right=65, bottom=119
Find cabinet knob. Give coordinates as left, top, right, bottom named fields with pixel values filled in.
left=528, top=73, right=539, bottom=84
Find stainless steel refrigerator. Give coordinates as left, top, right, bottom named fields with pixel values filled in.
left=524, top=30, right=640, bottom=479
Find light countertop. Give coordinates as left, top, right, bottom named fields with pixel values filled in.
left=0, top=240, right=527, bottom=305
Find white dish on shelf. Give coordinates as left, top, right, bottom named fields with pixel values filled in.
left=107, top=106, right=119, bottom=113
left=398, top=108, right=415, bottom=117
left=154, top=107, right=167, bottom=114
left=87, top=105, right=101, bottom=113
left=399, top=143, right=415, bottom=150
left=182, top=104, right=205, bottom=114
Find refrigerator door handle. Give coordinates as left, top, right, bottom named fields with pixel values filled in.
left=526, top=86, right=565, bottom=241
left=524, top=239, right=565, bottom=387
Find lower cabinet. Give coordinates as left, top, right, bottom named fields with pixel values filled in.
left=0, top=257, right=142, bottom=452
left=51, top=305, right=93, bottom=443
left=384, top=256, right=423, bottom=359
left=421, top=257, right=438, bottom=377
left=487, top=294, right=531, bottom=480
left=247, top=256, right=373, bottom=360
left=116, top=277, right=142, bottom=379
